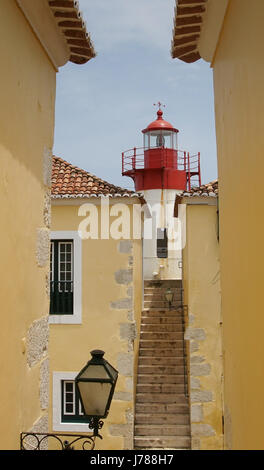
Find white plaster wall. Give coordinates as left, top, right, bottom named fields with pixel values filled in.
left=141, top=189, right=183, bottom=280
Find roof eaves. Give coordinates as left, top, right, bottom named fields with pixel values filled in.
left=48, top=0, right=96, bottom=65
left=171, top=0, right=208, bottom=63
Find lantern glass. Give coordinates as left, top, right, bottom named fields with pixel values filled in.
left=75, top=350, right=118, bottom=420
left=77, top=381, right=112, bottom=416
left=79, top=365, right=109, bottom=379
left=165, top=288, right=174, bottom=303
left=145, top=130, right=176, bottom=149
left=105, top=362, right=118, bottom=382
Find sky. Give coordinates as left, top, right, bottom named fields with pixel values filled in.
left=53, top=0, right=218, bottom=191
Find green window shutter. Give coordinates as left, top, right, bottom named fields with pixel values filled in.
left=50, top=240, right=74, bottom=315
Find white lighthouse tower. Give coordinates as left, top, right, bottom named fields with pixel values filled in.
left=122, top=103, right=201, bottom=281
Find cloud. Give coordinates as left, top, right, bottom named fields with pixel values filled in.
left=79, top=0, right=175, bottom=53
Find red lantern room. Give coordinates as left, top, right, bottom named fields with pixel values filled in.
left=122, top=104, right=201, bottom=192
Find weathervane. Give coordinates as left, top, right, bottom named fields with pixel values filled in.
left=153, top=101, right=166, bottom=111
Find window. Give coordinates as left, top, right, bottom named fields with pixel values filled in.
left=61, top=380, right=87, bottom=423
left=49, top=231, right=82, bottom=325
left=53, top=372, right=89, bottom=432
left=157, top=228, right=168, bottom=258
left=50, top=240, right=74, bottom=315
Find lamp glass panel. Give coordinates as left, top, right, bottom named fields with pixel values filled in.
left=78, top=381, right=112, bottom=416
left=78, top=364, right=109, bottom=380
left=166, top=293, right=173, bottom=302
left=150, top=132, right=158, bottom=148
left=144, top=133, right=149, bottom=149
left=105, top=362, right=118, bottom=382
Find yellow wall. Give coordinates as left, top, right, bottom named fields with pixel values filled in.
left=0, top=0, right=56, bottom=449
left=208, top=0, right=264, bottom=449
left=183, top=201, right=223, bottom=450
left=50, top=201, right=142, bottom=450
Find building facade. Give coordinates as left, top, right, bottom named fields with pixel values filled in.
left=49, top=157, right=143, bottom=450
left=0, top=0, right=94, bottom=449
left=172, top=0, right=264, bottom=449
left=180, top=181, right=224, bottom=450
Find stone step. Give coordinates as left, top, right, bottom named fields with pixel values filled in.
left=141, top=316, right=183, bottom=325
left=143, top=308, right=183, bottom=312
left=136, top=393, right=188, bottom=404
left=144, top=286, right=182, bottom=291
left=139, top=348, right=184, bottom=358
left=143, top=297, right=182, bottom=303
left=142, top=309, right=183, bottom=316
left=138, top=365, right=185, bottom=375
left=144, top=301, right=182, bottom=308
left=135, top=424, right=190, bottom=437
left=139, top=348, right=184, bottom=357
left=140, top=332, right=183, bottom=340
left=138, top=356, right=184, bottom=366
left=139, top=340, right=184, bottom=349
left=141, top=323, right=183, bottom=332
left=137, top=383, right=185, bottom=394
left=137, top=374, right=185, bottom=384
left=144, top=294, right=182, bottom=301
left=134, top=435, right=191, bottom=449
left=144, top=280, right=182, bottom=288
left=135, top=413, right=190, bottom=425
left=135, top=403, right=189, bottom=414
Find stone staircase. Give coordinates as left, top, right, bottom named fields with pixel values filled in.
left=143, top=280, right=183, bottom=310
left=134, top=280, right=190, bottom=450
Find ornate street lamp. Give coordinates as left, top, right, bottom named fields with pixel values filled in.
left=75, top=350, right=118, bottom=438
left=20, top=350, right=118, bottom=450
left=164, top=287, right=174, bottom=309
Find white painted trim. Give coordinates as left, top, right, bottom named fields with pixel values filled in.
left=52, top=372, right=89, bottom=433
left=182, top=197, right=217, bottom=206
left=51, top=196, right=142, bottom=206
left=49, top=231, right=82, bottom=325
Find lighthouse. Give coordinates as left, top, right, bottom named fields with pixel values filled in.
left=122, top=103, right=201, bottom=280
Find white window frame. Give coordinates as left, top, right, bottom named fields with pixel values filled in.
left=50, top=241, right=54, bottom=282
left=63, top=380, right=76, bottom=416
left=49, top=231, right=82, bottom=325
left=58, top=241, right=73, bottom=293
left=53, top=372, right=88, bottom=432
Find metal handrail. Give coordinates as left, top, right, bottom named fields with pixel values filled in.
left=179, top=294, right=189, bottom=399
left=122, top=147, right=201, bottom=189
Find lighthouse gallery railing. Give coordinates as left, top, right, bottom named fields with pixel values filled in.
left=122, top=147, right=201, bottom=190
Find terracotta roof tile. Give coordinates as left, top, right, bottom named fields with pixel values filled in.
left=51, top=156, right=140, bottom=199
left=182, top=179, right=218, bottom=197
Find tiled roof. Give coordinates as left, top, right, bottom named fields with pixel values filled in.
left=48, top=0, right=96, bottom=64
left=51, top=156, right=140, bottom=199
left=182, top=180, right=218, bottom=197
left=171, top=0, right=208, bottom=63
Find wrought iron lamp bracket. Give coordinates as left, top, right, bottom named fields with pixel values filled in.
left=20, top=432, right=97, bottom=451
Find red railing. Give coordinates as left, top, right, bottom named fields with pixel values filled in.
left=122, top=147, right=201, bottom=190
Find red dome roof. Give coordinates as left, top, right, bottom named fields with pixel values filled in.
left=142, top=110, right=179, bottom=134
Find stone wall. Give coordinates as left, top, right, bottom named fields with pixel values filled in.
left=109, top=240, right=137, bottom=449
left=27, top=147, right=52, bottom=436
